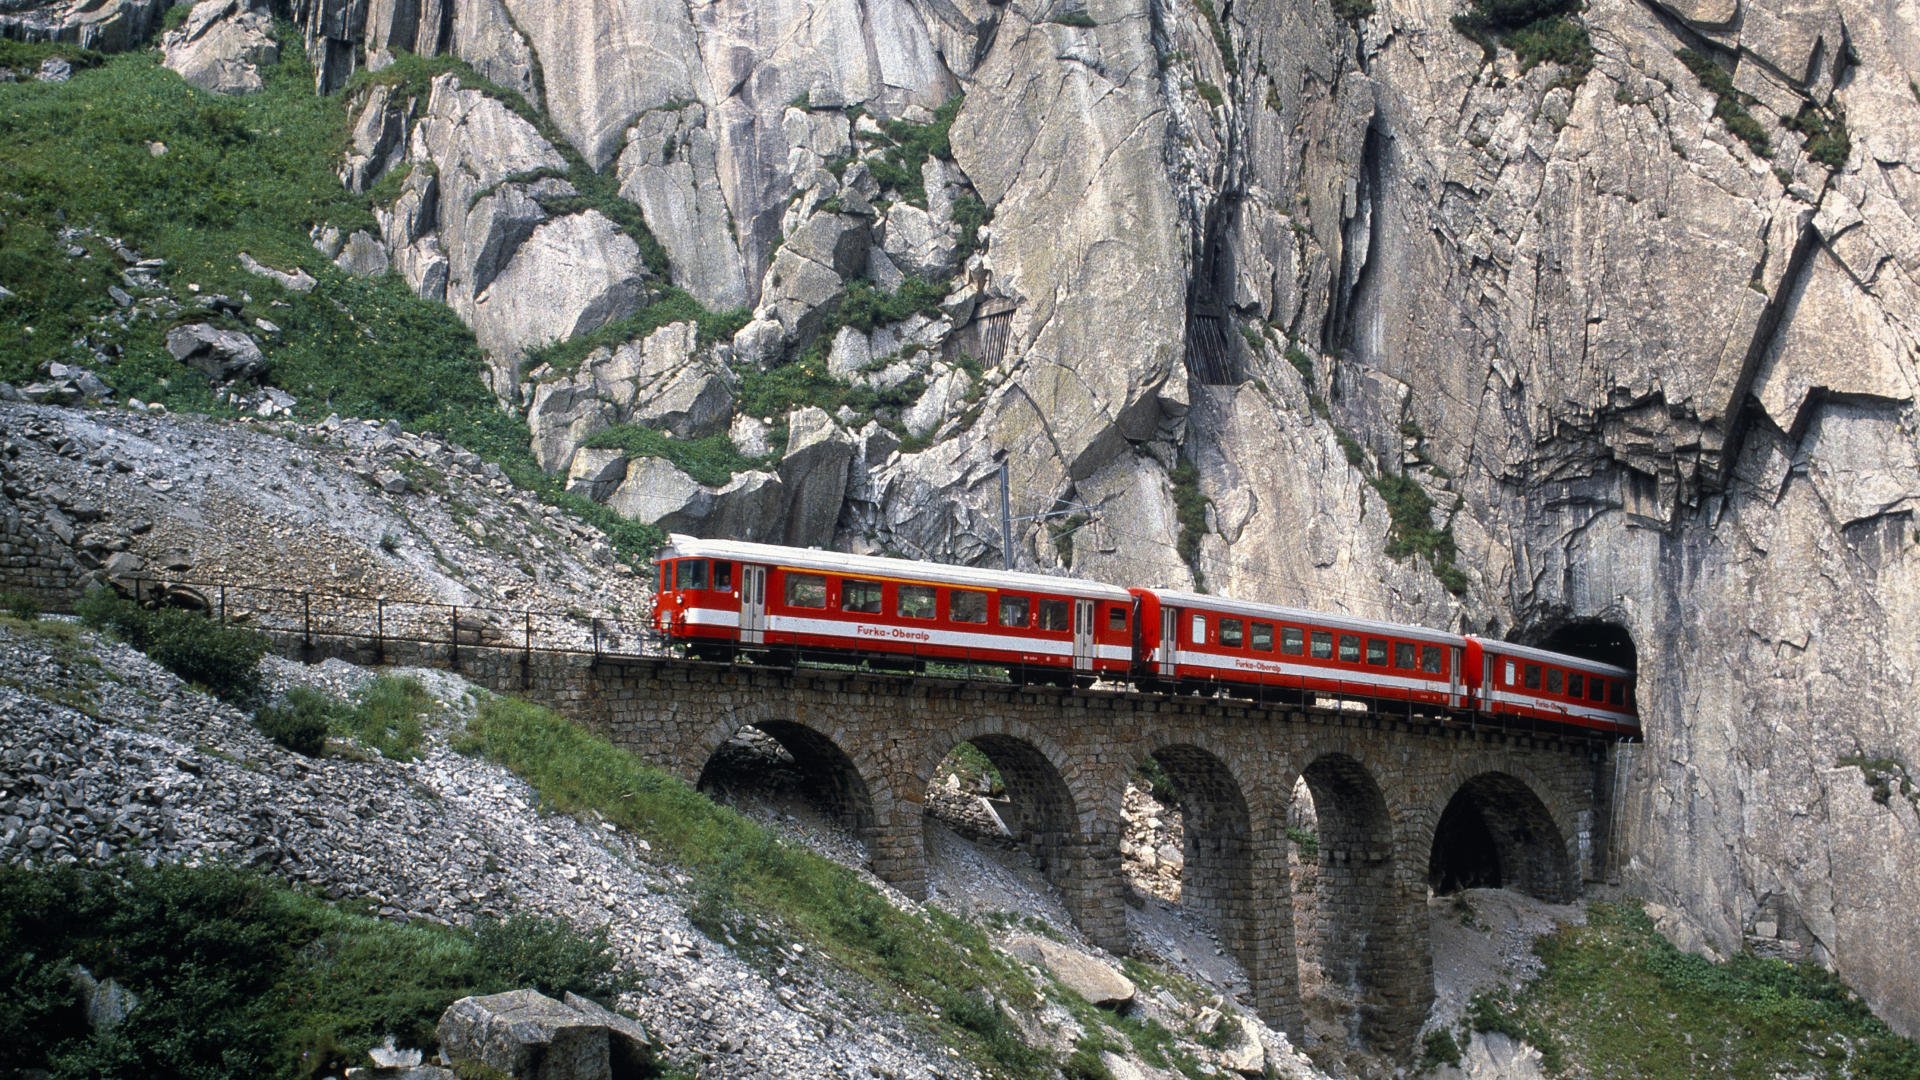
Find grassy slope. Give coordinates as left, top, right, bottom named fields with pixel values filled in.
left=1476, top=903, right=1920, bottom=1079
left=0, top=37, right=665, bottom=557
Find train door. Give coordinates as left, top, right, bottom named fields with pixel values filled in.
left=1449, top=645, right=1465, bottom=708
left=1072, top=599, right=1096, bottom=672
left=740, top=565, right=767, bottom=644
left=1159, top=607, right=1177, bottom=677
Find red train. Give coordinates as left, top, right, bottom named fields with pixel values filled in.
left=651, top=535, right=1639, bottom=736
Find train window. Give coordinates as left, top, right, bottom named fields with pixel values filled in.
left=1367, top=638, right=1388, bottom=666
left=1505, top=660, right=1517, bottom=684
left=713, top=561, right=733, bottom=591
left=658, top=562, right=672, bottom=592
left=1282, top=627, right=1305, bottom=655
left=1422, top=646, right=1444, bottom=673
left=841, top=579, right=883, bottom=614
left=1523, top=665, right=1541, bottom=690
left=1547, top=668, right=1564, bottom=694
left=1339, top=635, right=1360, bottom=663
left=1609, top=681, right=1625, bottom=706
left=1310, top=631, right=1333, bottom=659
left=1108, top=606, right=1128, bottom=632
left=1220, top=619, right=1244, bottom=648
left=1588, top=677, right=1606, bottom=702
left=1251, top=623, right=1273, bottom=651
left=999, top=595, right=1030, bottom=628
left=681, top=560, right=708, bottom=591
left=1394, top=642, right=1416, bottom=669
left=1192, top=614, right=1207, bottom=642
left=951, top=591, right=988, bottom=624
left=1568, top=672, right=1585, bottom=698
left=1038, top=599, right=1070, bottom=631
left=785, top=573, right=826, bottom=609
left=899, top=585, right=937, bottom=620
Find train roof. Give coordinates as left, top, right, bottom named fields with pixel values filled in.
left=1470, top=637, right=1634, bottom=678
left=1144, top=588, right=1468, bottom=647
left=662, top=535, right=1133, bottom=601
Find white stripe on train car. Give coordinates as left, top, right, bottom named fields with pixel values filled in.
left=1173, top=650, right=1451, bottom=694
left=1484, top=689, right=1635, bottom=725
left=765, top=614, right=1081, bottom=658
left=683, top=607, right=741, bottom=627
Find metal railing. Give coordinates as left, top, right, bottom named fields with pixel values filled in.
left=125, top=576, right=669, bottom=671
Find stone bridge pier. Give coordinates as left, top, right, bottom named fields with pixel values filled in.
left=359, top=642, right=1616, bottom=1052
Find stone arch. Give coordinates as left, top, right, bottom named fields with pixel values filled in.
left=1427, top=770, right=1578, bottom=903
left=921, top=718, right=1125, bottom=950
left=1290, top=749, right=1406, bottom=1049
left=1128, top=740, right=1254, bottom=946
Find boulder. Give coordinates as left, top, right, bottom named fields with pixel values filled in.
left=526, top=377, right=613, bottom=473
left=238, top=251, right=317, bottom=293
left=880, top=201, right=958, bottom=280
left=591, top=321, right=735, bottom=438
left=729, top=415, right=772, bottom=458
left=160, top=0, right=279, bottom=95
left=435, top=989, right=611, bottom=1080
left=901, top=367, right=970, bottom=437
left=703, top=470, right=787, bottom=542
left=165, top=324, right=266, bottom=383
left=778, top=407, right=854, bottom=546
left=607, top=457, right=710, bottom=530
left=340, top=81, right=409, bottom=192
left=561, top=992, right=651, bottom=1077
left=1005, top=934, right=1134, bottom=1008
left=335, top=230, right=391, bottom=277
left=564, top=447, right=628, bottom=501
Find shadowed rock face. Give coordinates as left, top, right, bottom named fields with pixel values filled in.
left=27, top=0, right=1919, bottom=1036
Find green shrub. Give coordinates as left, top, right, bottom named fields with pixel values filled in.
left=345, top=675, right=432, bottom=760
left=1286, top=825, right=1319, bottom=860
left=521, top=287, right=750, bottom=376
left=837, top=275, right=947, bottom=333
left=1451, top=0, right=1591, bottom=82
left=77, top=588, right=268, bottom=700
left=1332, top=0, right=1375, bottom=21
left=1676, top=49, right=1772, bottom=157
left=1169, top=461, right=1210, bottom=588
left=1062, top=1042, right=1116, bottom=1080
left=1419, top=1028, right=1463, bottom=1071
left=1195, top=80, right=1224, bottom=108
left=1784, top=103, right=1850, bottom=168
left=582, top=426, right=765, bottom=487
left=255, top=687, right=336, bottom=756
left=472, top=913, right=625, bottom=1001
left=0, top=862, right=647, bottom=1079
left=1050, top=10, right=1098, bottom=27
left=1, top=589, right=42, bottom=621
left=867, top=95, right=963, bottom=205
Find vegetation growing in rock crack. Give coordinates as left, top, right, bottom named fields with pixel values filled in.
left=1169, top=460, right=1211, bottom=590
left=1451, top=0, right=1593, bottom=84
left=581, top=426, right=771, bottom=487
left=1675, top=48, right=1773, bottom=158
left=865, top=95, right=964, bottom=206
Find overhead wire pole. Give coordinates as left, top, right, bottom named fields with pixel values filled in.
left=996, top=456, right=1100, bottom=570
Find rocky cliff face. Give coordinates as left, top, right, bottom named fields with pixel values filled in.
left=25, top=0, right=1918, bottom=1038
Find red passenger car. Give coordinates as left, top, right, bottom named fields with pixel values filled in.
left=649, top=537, right=1640, bottom=738
left=652, top=535, right=1135, bottom=681
left=1134, top=588, right=1468, bottom=707
left=1464, top=638, right=1637, bottom=734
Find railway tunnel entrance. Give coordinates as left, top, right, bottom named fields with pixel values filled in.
left=1537, top=619, right=1638, bottom=674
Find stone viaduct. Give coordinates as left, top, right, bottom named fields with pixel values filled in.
left=348, top=638, right=1622, bottom=1052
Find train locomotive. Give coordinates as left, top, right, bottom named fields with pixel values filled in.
left=651, top=534, right=1639, bottom=737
